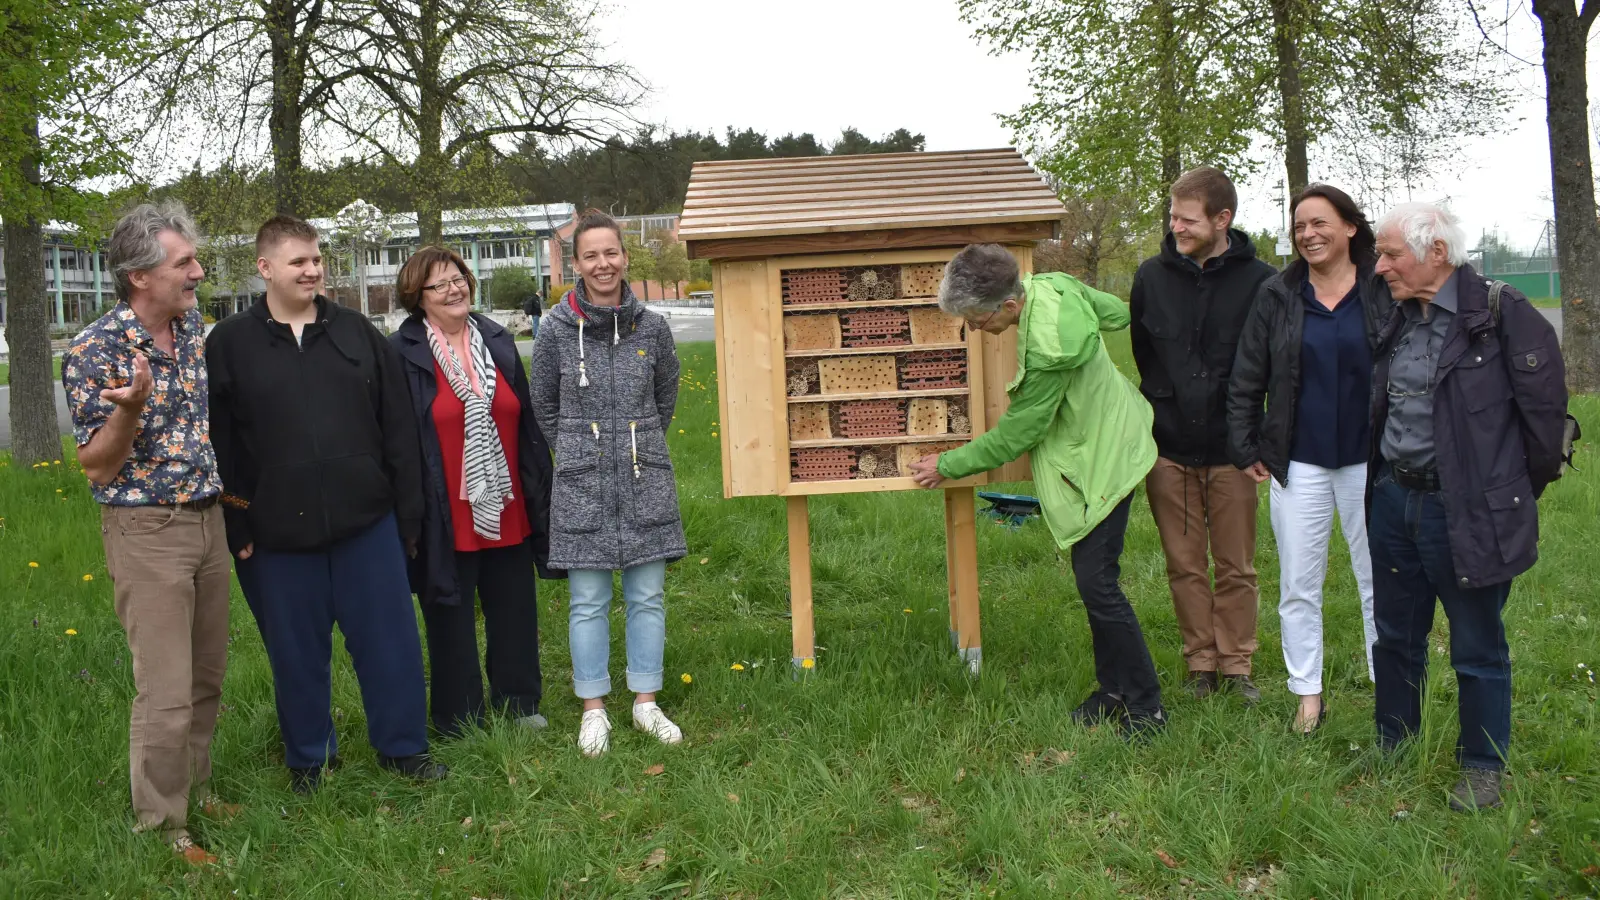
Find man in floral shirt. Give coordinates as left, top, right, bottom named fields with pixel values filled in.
left=62, top=202, right=231, bottom=866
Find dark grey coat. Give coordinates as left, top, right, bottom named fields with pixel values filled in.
left=528, top=288, right=686, bottom=571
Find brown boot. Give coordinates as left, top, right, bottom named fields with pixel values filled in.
left=1184, top=670, right=1218, bottom=700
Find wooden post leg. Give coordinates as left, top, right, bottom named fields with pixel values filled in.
left=786, top=495, right=816, bottom=675
left=944, top=489, right=960, bottom=651
left=945, top=486, right=982, bottom=674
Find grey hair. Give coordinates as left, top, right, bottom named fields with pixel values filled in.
left=108, top=201, right=200, bottom=301
left=1376, top=201, right=1468, bottom=267
left=938, top=243, right=1023, bottom=317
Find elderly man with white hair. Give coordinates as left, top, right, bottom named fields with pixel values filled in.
left=1367, top=201, right=1568, bottom=811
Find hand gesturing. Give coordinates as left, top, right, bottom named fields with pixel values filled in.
left=99, top=353, right=153, bottom=411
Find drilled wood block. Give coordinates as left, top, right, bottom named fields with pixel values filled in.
left=900, top=262, right=945, bottom=298
left=784, top=313, right=842, bottom=352
left=896, top=442, right=967, bottom=477
left=788, top=404, right=832, bottom=442
left=818, top=355, right=898, bottom=395
left=907, top=398, right=949, bottom=436
left=782, top=267, right=848, bottom=305
left=792, top=447, right=856, bottom=482
left=909, top=307, right=965, bottom=345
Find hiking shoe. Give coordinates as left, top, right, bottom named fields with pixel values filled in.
left=1184, top=670, right=1219, bottom=700
left=633, top=702, right=684, bottom=745
left=578, top=708, right=612, bottom=758
left=516, top=712, right=550, bottom=730
left=1071, top=689, right=1126, bottom=726
left=1222, top=674, right=1261, bottom=705
left=1120, top=706, right=1168, bottom=743
left=169, top=834, right=216, bottom=866
left=379, top=753, right=449, bottom=782
left=1449, top=768, right=1503, bottom=812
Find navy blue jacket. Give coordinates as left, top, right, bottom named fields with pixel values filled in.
left=1366, top=265, right=1568, bottom=587
left=392, top=313, right=560, bottom=606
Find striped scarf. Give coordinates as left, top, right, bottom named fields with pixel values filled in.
left=426, top=317, right=514, bottom=540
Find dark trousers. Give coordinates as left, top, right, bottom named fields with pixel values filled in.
left=1072, top=492, right=1163, bottom=712
left=236, top=513, right=429, bottom=770
left=419, top=539, right=543, bottom=736
left=1369, top=470, right=1513, bottom=771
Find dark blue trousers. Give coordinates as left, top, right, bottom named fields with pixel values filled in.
left=236, top=513, right=429, bottom=770
left=1369, top=469, right=1513, bottom=771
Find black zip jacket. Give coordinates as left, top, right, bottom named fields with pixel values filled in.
left=206, top=296, right=424, bottom=555
left=392, top=313, right=562, bottom=605
left=1131, top=229, right=1276, bottom=467
left=1226, top=260, right=1391, bottom=485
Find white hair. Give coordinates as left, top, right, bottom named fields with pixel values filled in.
left=1376, top=202, right=1468, bottom=267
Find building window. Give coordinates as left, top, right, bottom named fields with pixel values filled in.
left=387, top=246, right=406, bottom=266
left=59, top=251, right=79, bottom=270
left=366, top=248, right=381, bottom=267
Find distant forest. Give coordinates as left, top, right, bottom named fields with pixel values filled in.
left=150, top=127, right=927, bottom=233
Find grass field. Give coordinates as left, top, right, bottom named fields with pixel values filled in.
left=2, top=336, right=1598, bottom=898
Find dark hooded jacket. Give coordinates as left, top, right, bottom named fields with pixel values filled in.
left=1226, top=260, right=1392, bottom=485
left=391, top=312, right=560, bottom=605
left=206, top=295, right=423, bottom=554
left=1131, top=229, right=1277, bottom=467
left=526, top=282, right=686, bottom=571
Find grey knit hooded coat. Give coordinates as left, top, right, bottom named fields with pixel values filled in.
left=527, top=282, right=686, bottom=571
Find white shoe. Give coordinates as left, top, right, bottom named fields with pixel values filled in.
left=577, top=708, right=611, bottom=758
left=632, top=701, right=683, bottom=745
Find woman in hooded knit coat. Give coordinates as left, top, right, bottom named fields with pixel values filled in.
left=527, top=209, right=687, bottom=758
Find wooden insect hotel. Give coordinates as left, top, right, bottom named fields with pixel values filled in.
left=678, top=149, right=1066, bottom=673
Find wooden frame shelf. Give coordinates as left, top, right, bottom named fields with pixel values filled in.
left=788, top=387, right=970, bottom=404
left=789, top=433, right=974, bottom=449
left=785, top=341, right=966, bottom=359
left=781, top=296, right=938, bottom=312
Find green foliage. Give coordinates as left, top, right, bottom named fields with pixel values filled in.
left=2, top=376, right=1599, bottom=896
left=653, top=234, right=690, bottom=291
left=547, top=281, right=575, bottom=308
left=487, top=266, right=540, bottom=311
left=689, top=257, right=712, bottom=283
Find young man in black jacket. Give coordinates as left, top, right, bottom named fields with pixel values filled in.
left=1131, top=167, right=1276, bottom=702
left=208, top=214, right=445, bottom=792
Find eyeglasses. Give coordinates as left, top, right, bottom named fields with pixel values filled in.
left=424, top=275, right=468, bottom=294
left=965, top=307, right=999, bottom=332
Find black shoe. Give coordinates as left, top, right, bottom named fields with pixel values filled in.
left=1184, top=670, right=1218, bottom=700
left=1120, top=706, right=1168, bottom=742
left=289, top=766, right=323, bottom=795
left=1071, top=689, right=1126, bottom=725
left=1222, top=674, right=1261, bottom=705
left=379, top=753, right=449, bottom=782
left=1449, top=767, right=1503, bottom=812
left=1294, top=696, right=1329, bottom=735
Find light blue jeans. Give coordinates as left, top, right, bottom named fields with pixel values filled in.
left=567, top=561, right=667, bottom=699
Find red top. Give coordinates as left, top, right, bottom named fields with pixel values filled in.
left=431, top=361, right=531, bottom=551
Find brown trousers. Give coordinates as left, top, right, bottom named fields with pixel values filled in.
left=1146, top=458, right=1260, bottom=675
left=100, top=503, right=231, bottom=838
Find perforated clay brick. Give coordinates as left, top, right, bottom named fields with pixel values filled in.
left=792, top=447, right=856, bottom=482
left=836, top=398, right=907, bottom=439
left=782, top=268, right=848, bottom=305
left=899, top=349, right=968, bottom=389
left=840, top=307, right=910, bottom=348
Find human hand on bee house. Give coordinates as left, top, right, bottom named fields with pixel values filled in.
left=909, top=454, right=944, bottom=488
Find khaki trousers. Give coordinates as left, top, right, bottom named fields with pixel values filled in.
left=100, top=503, right=231, bottom=838
left=1146, top=458, right=1260, bottom=675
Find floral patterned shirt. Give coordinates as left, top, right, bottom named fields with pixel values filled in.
left=62, top=302, right=221, bottom=506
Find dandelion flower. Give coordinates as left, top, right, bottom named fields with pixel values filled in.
left=82, top=574, right=93, bottom=582
left=680, top=673, right=693, bottom=684
left=730, top=663, right=745, bottom=671
left=711, top=432, right=718, bottom=437
left=801, top=658, right=815, bottom=669
left=55, top=489, right=63, bottom=493
left=65, top=629, right=77, bottom=636
left=28, top=562, right=39, bottom=568
left=678, top=429, right=685, bottom=434
left=903, top=608, right=913, bottom=614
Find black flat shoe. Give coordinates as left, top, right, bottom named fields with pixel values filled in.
left=1071, top=689, right=1126, bottom=725
left=379, top=753, right=449, bottom=782
left=1294, top=696, right=1328, bottom=735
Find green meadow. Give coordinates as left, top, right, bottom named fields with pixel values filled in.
left=2, top=337, right=1598, bottom=898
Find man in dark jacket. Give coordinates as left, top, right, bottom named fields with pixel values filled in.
left=1368, top=202, right=1568, bottom=812
left=1131, top=166, right=1276, bottom=701
left=208, top=214, right=445, bottom=792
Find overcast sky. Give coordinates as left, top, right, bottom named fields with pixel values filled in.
left=601, top=0, right=1598, bottom=253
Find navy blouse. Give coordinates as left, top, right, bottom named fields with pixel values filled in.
left=1290, top=279, right=1371, bottom=469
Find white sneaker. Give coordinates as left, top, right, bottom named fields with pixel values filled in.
left=577, top=708, right=611, bottom=758
left=632, top=701, right=684, bottom=745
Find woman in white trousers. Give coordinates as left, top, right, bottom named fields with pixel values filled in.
left=1227, top=184, right=1391, bottom=733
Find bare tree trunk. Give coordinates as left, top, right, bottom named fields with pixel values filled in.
left=266, top=0, right=308, bottom=215
left=1156, top=0, right=1183, bottom=226
left=1271, top=0, right=1310, bottom=194
left=4, top=116, right=63, bottom=464
left=1534, top=0, right=1600, bottom=392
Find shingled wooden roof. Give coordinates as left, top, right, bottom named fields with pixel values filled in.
left=679, top=148, right=1065, bottom=259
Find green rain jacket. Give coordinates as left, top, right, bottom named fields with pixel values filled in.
left=936, top=272, right=1157, bottom=548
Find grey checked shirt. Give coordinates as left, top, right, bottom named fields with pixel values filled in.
left=1381, top=268, right=1459, bottom=471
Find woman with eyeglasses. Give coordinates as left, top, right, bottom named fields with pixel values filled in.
left=1226, top=184, right=1391, bottom=733
left=390, top=246, right=558, bottom=738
